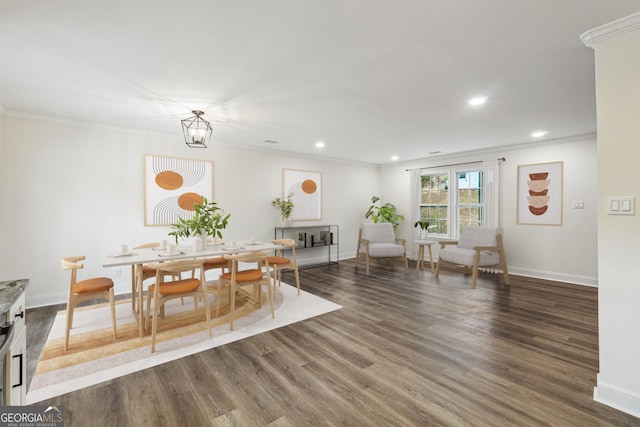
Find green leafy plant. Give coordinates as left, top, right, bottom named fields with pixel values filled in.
left=414, top=220, right=430, bottom=230
left=168, top=196, right=230, bottom=243
left=364, top=196, right=404, bottom=230
left=271, top=192, right=294, bottom=220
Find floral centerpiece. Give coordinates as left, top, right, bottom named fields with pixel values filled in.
left=169, top=196, right=230, bottom=249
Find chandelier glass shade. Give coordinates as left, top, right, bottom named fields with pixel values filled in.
left=181, top=110, right=212, bottom=148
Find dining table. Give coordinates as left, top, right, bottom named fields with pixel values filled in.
left=103, top=240, right=283, bottom=337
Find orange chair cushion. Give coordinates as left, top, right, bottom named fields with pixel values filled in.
left=73, top=277, right=114, bottom=293
left=267, top=256, right=291, bottom=265
left=204, top=257, right=228, bottom=268
left=141, top=266, right=157, bottom=279
left=149, top=278, right=201, bottom=295
left=221, top=269, right=263, bottom=282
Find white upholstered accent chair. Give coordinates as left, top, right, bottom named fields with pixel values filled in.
left=356, top=223, right=409, bottom=275
left=434, top=226, right=510, bottom=288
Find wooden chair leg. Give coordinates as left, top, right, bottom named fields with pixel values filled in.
left=427, top=246, right=434, bottom=272
left=229, top=282, right=237, bottom=330
left=293, top=266, right=300, bottom=295
left=109, top=289, right=117, bottom=339
left=471, top=252, right=482, bottom=289
left=267, top=271, right=275, bottom=319
left=64, top=304, right=74, bottom=351
left=434, top=258, right=441, bottom=278
left=131, top=265, right=137, bottom=312
left=501, top=253, right=511, bottom=285
left=145, top=291, right=152, bottom=331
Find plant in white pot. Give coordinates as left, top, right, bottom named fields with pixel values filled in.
left=169, top=196, right=230, bottom=250
left=271, top=192, right=294, bottom=226
left=414, top=220, right=430, bottom=240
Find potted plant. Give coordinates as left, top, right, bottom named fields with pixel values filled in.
left=169, top=196, right=231, bottom=249
left=272, top=192, right=294, bottom=225
left=414, top=220, right=430, bottom=240
left=364, top=196, right=404, bottom=230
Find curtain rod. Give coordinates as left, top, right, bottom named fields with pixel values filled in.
left=405, top=157, right=505, bottom=172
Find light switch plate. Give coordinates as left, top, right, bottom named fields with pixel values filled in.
left=607, top=196, right=635, bottom=215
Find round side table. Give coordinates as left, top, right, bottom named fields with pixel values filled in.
left=414, top=240, right=435, bottom=272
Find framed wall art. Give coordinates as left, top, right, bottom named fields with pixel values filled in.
left=144, top=154, right=214, bottom=226
left=282, top=168, right=322, bottom=221
left=517, top=161, right=563, bottom=226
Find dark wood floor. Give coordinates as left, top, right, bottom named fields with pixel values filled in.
left=25, top=259, right=639, bottom=426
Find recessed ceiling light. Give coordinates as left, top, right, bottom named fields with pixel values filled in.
left=531, top=131, right=548, bottom=138
left=391, top=155, right=399, bottom=161
left=468, top=96, right=488, bottom=106
left=315, top=142, right=325, bottom=148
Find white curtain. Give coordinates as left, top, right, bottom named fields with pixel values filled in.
left=482, top=159, right=500, bottom=273
left=482, top=160, right=500, bottom=227
left=410, top=170, right=421, bottom=260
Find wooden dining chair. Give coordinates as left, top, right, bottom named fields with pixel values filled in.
left=131, top=242, right=184, bottom=313
left=61, top=256, right=117, bottom=351
left=218, top=251, right=274, bottom=330
left=266, top=239, right=300, bottom=295
left=144, top=259, right=212, bottom=352
left=131, top=242, right=161, bottom=313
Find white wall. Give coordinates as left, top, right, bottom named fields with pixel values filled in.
left=590, top=21, right=640, bottom=417
left=0, top=115, right=377, bottom=307
left=379, top=137, right=599, bottom=286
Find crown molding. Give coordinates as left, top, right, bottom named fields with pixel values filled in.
left=581, top=11, right=640, bottom=48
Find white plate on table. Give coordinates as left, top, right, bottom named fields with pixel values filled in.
left=244, top=241, right=263, bottom=246
left=157, top=251, right=185, bottom=257
left=112, top=252, right=134, bottom=258
left=207, top=242, right=224, bottom=246
left=223, top=246, right=243, bottom=251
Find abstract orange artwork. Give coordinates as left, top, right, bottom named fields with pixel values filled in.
left=517, top=161, right=563, bottom=226
left=282, top=168, right=322, bottom=221
left=144, top=155, right=213, bottom=226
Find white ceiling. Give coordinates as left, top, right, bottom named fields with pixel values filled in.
left=1, top=1, right=638, bottom=165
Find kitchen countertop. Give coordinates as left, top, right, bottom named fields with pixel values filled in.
left=0, top=279, right=29, bottom=314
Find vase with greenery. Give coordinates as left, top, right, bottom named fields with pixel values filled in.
left=414, top=220, right=430, bottom=240
left=364, top=196, right=404, bottom=230
left=168, top=196, right=231, bottom=249
left=272, top=192, right=294, bottom=225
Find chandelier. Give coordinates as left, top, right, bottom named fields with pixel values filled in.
left=181, top=110, right=212, bottom=148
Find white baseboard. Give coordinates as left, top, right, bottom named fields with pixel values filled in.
left=506, top=266, right=598, bottom=287
left=594, top=375, right=640, bottom=419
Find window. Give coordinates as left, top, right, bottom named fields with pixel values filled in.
left=419, top=174, right=449, bottom=235
left=456, top=171, right=483, bottom=234
left=418, top=168, right=483, bottom=238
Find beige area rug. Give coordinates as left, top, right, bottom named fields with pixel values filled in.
left=27, top=283, right=342, bottom=403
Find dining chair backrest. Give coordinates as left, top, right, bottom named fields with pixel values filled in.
left=220, top=251, right=274, bottom=330
left=61, top=255, right=117, bottom=351
left=269, top=239, right=300, bottom=294
left=144, top=258, right=211, bottom=352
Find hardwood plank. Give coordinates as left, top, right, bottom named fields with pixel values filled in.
left=25, top=259, right=640, bottom=426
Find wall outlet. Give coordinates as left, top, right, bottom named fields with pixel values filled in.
left=573, top=201, right=584, bottom=209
